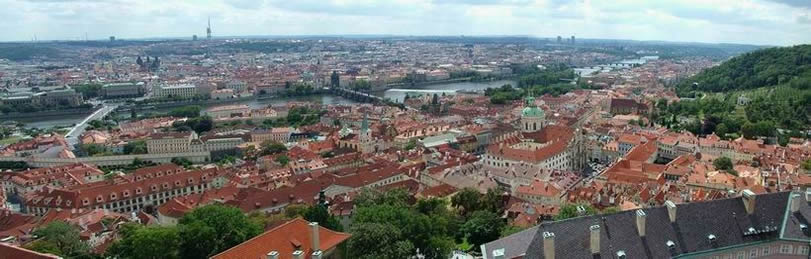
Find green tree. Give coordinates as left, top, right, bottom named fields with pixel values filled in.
left=26, top=221, right=90, bottom=257
left=171, top=157, right=193, bottom=168
left=123, top=140, right=147, bottom=154
left=80, top=143, right=107, bottom=156
left=304, top=205, right=343, bottom=231
left=177, top=204, right=262, bottom=259
left=107, top=224, right=180, bottom=259
left=260, top=140, right=287, bottom=155
left=713, top=156, right=734, bottom=171
left=190, top=116, right=214, bottom=133
left=715, top=123, right=729, bottom=138
left=461, top=211, right=505, bottom=249
left=275, top=155, right=290, bottom=166
left=347, top=223, right=415, bottom=259
left=354, top=188, right=410, bottom=208
left=451, top=188, right=482, bottom=217
left=481, top=188, right=505, bottom=215
left=169, top=105, right=202, bottom=118
left=404, top=139, right=417, bottom=151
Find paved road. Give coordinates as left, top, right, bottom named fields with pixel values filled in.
left=65, top=104, right=119, bottom=149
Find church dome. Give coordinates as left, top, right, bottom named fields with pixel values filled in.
left=521, top=96, right=545, bottom=118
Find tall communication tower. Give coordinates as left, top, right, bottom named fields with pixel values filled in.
left=206, top=17, right=212, bottom=40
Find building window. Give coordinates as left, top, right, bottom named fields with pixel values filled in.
left=798, top=246, right=809, bottom=255
left=781, top=245, right=792, bottom=254
left=736, top=251, right=745, bottom=259
left=762, top=247, right=770, bottom=255
left=749, top=249, right=757, bottom=258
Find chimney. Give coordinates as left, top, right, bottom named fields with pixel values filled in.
left=312, top=251, right=322, bottom=259
left=590, top=225, right=600, bottom=254
left=492, top=248, right=505, bottom=259
left=791, top=193, right=802, bottom=213
left=665, top=200, right=677, bottom=223
left=292, top=250, right=303, bottom=259
left=742, top=189, right=756, bottom=214
left=266, top=251, right=278, bottom=259
left=309, top=222, right=320, bottom=252
left=542, top=231, right=555, bottom=259
left=635, top=209, right=646, bottom=237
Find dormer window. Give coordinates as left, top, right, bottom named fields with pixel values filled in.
left=187, top=178, right=194, bottom=184
left=162, top=183, right=169, bottom=189
left=83, top=199, right=89, bottom=205
left=175, top=180, right=181, bottom=186
left=123, top=190, right=130, bottom=197
left=202, top=175, right=208, bottom=181
left=151, top=185, right=158, bottom=191
left=96, top=195, right=103, bottom=202
left=136, top=188, right=142, bottom=194
left=616, top=251, right=626, bottom=259
left=110, top=193, right=117, bottom=200
left=136, top=176, right=142, bottom=181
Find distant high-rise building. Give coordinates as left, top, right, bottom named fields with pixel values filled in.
left=109, top=36, right=115, bottom=42
left=206, top=17, right=212, bottom=40
left=571, top=35, right=575, bottom=45
left=557, top=36, right=562, bottom=43
left=193, top=35, right=198, bottom=41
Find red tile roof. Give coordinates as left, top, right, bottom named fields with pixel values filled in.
left=26, top=166, right=226, bottom=209
left=487, top=125, right=574, bottom=163
left=211, top=218, right=350, bottom=259
left=0, top=243, right=61, bottom=259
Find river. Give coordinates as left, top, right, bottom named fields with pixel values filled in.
left=24, top=80, right=515, bottom=129
left=377, top=80, right=515, bottom=103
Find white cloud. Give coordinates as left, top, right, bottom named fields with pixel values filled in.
left=0, top=0, right=809, bottom=45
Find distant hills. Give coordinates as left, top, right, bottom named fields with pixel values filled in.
left=677, top=44, right=811, bottom=94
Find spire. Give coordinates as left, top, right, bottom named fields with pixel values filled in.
left=525, top=88, right=536, bottom=107
left=206, top=16, right=212, bottom=40
left=361, top=112, right=369, bottom=132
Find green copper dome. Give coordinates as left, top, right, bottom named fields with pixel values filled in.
left=521, top=96, right=545, bottom=118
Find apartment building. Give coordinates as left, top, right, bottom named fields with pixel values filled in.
left=145, top=131, right=198, bottom=154
left=101, top=82, right=145, bottom=99
left=153, top=84, right=198, bottom=99
left=0, top=163, right=104, bottom=195
left=251, top=128, right=292, bottom=143
left=24, top=165, right=228, bottom=216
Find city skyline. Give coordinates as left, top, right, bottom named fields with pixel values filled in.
left=1, top=0, right=810, bottom=46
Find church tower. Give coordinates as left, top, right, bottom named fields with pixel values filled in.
left=206, top=17, right=212, bottom=40
left=360, top=113, right=372, bottom=142
left=521, top=95, right=545, bottom=133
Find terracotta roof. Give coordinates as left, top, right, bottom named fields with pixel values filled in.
left=0, top=243, right=61, bottom=259
left=26, top=167, right=225, bottom=209
left=211, top=218, right=350, bottom=259
left=487, top=125, right=574, bottom=163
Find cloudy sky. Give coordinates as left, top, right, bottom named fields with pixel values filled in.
left=1, top=0, right=810, bottom=45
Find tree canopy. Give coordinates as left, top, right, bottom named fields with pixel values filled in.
left=107, top=204, right=262, bottom=259
left=24, top=221, right=92, bottom=258
left=677, top=44, right=811, bottom=94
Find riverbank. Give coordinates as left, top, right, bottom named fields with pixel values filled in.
left=118, top=95, right=258, bottom=112
left=0, top=107, right=98, bottom=121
